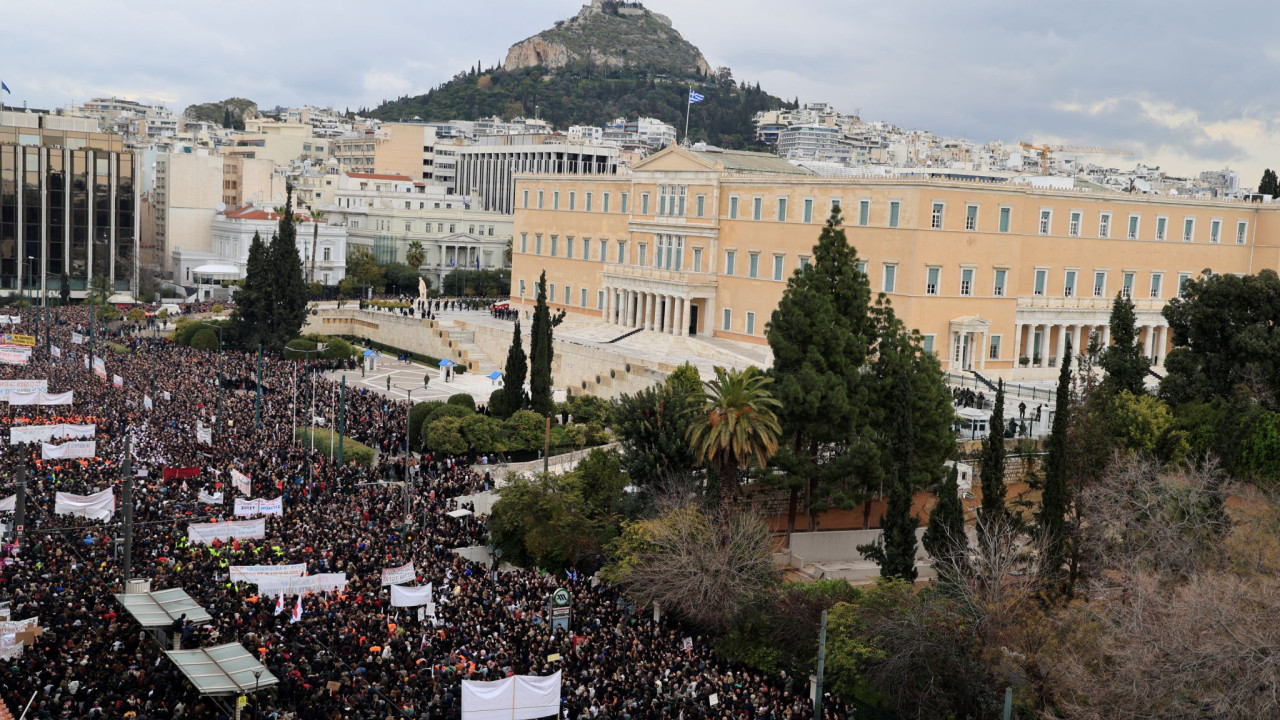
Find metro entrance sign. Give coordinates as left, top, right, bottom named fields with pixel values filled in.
left=551, top=588, right=571, bottom=631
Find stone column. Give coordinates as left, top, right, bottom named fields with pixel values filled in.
left=1155, top=326, right=1167, bottom=365
left=1142, top=325, right=1154, bottom=359
left=1040, top=325, right=1051, bottom=368
left=1071, top=324, right=1082, bottom=357
left=603, top=285, right=612, bottom=324
left=980, top=330, right=989, bottom=370
left=677, top=297, right=688, bottom=337
left=1012, top=323, right=1023, bottom=368
left=665, top=295, right=675, bottom=334
left=625, top=290, right=635, bottom=327
left=1102, top=324, right=1111, bottom=348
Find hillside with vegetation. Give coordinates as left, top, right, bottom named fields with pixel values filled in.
left=182, top=97, right=258, bottom=129
left=366, top=1, right=794, bottom=150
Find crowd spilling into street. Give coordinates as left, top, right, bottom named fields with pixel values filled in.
left=0, top=304, right=846, bottom=720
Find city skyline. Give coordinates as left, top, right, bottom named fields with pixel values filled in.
left=4, top=0, right=1276, bottom=184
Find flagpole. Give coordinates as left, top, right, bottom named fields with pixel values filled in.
left=683, top=87, right=692, bottom=143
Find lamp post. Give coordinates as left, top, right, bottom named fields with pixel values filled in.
left=196, top=322, right=224, bottom=438
left=403, top=382, right=428, bottom=458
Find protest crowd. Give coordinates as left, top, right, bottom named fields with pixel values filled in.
left=0, top=305, right=845, bottom=720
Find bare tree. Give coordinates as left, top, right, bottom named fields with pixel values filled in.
left=604, top=501, right=778, bottom=632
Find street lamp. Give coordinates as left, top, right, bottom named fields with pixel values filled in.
left=252, top=669, right=262, bottom=720
left=196, top=322, right=224, bottom=438
left=402, top=380, right=430, bottom=457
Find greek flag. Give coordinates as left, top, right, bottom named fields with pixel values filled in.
left=0, top=82, right=9, bottom=95
left=689, top=89, right=704, bottom=104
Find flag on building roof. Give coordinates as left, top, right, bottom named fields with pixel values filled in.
left=1, top=83, right=9, bottom=95
left=688, top=89, right=704, bottom=104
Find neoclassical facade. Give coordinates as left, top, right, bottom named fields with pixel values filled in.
left=510, top=145, right=1280, bottom=380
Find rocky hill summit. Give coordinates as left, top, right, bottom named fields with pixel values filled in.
left=504, top=0, right=712, bottom=76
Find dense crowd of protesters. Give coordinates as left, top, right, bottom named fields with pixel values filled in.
left=0, top=303, right=845, bottom=720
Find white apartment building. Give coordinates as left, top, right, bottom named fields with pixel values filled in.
left=325, top=172, right=512, bottom=289
left=453, top=134, right=620, bottom=214
left=777, top=124, right=852, bottom=163
left=175, top=204, right=348, bottom=296
left=628, top=117, right=677, bottom=148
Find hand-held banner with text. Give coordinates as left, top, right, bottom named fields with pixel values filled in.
left=231, top=470, right=251, bottom=496
left=229, top=564, right=307, bottom=584
left=7, top=391, right=72, bottom=406
left=381, top=561, right=416, bottom=586
left=390, top=583, right=433, bottom=608
left=197, top=490, right=224, bottom=505
left=234, top=497, right=283, bottom=517
left=461, top=671, right=562, bottom=720
left=186, top=518, right=266, bottom=545
left=9, top=424, right=95, bottom=445
left=0, top=380, right=47, bottom=398
left=92, top=357, right=106, bottom=380
left=54, top=488, right=115, bottom=521
left=41, top=441, right=96, bottom=460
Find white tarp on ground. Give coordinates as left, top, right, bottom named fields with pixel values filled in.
left=54, top=488, right=115, bottom=521
left=229, top=564, right=307, bottom=584
left=186, top=518, right=266, bottom=545
left=0, top=380, right=46, bottom=397
left=390, top=583, right=433, bottom=607
left=254, top=573, right=347, bottom=597
left=41, top=440, right=96, bottom=459
left=462, top=671, right=562, bottom=720
left=8, top=391, right=73, bottom=406
left=10, top=424, right=95, bottom=445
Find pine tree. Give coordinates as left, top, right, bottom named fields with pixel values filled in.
left=923, top=465, right=966, bottom=573
left=767, top=207, right=878, bottom=534
left=528, top=271, right=555, bottom=416
left=265, top=186, right=309, bottom=350
left=1098, top=293, right=1149, bottom=396
left=1259, top=168, right=1279, bottom=197
left=860, top=364, right=920, bottom=582
left=1039, top=338, right=1073, bottom=586
left=977, top=380, right=1007, bottom=541
left=496, top=319, right=528, bottom=418
left=231, top=231, right=271, bottom=348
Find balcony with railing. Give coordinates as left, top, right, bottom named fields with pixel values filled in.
left=1016, top=295, right=1166, bottom=312
left=601, top=263, right=718, bottom=290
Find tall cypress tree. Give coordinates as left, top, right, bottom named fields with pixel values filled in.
left=266, top=185, right=308, bottom=350
left=231, top=231, right=270, bottom=348
left=1099, top=293, right=1150, bottom=396
left=767, top=207, right=878, bottom=534
left=496, top=319, right=528, bottom=418
left=1259, top=168, right=1278, bottom=197
left=977, top=379, right=1007, bottom=541
left=923, top=465, right=966, bottom=574
left=860, top=363, right=921, bottom=582
left=528, top=271, right=555, bottom=416
left=1039, top=338, right=1073, bottom=585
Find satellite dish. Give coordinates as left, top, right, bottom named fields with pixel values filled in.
left=216, top=202, right=227, bottom=213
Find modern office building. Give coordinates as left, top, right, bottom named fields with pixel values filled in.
left=453, top=135, right=620, bottom=214
left=510, top=144, right=1280, bottom=380
left=0, top=110, right=139, bottom=300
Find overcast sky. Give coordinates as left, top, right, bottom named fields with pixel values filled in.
left=5, top=0, right=1276, bottom=186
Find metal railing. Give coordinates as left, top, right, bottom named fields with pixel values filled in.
left=945, top=372, right=1055, bottom=405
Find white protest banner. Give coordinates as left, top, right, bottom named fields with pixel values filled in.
left=186, top=518, right=266, bottom=545
left=0, top=643, right=22, bottom=659
left=92, top=357, right=106, bottom=380
left=8, top=391, right=73, bottom=406
left=0, top=380, right=46, bottom=398
left=10, top=423, right=95, bottom=445
left=234, top=497, right=283, bottom=517
left=163, top=390, right=171, bottom=401
left=0, top=496, right=13, bottom=513
left=82, top=356, right=89, bottom=369
left=196, top=424, right=211, bottom=444
left=381, top=561, right=416, bottom=586
left=197, top=490, right=224, bottom=505
left=50, top=345, right=60, bottom=359
left=144, top=395, right=152, bottom=410
left=0, top=316, right=20, bottom=326
left=112, top=374, right=123, bottom=389
left=462, top=671, right=562, bottom=720
left=0, top=618, right=36, bottom=635
left=255, top=573, right=347, bottom=597
left=0, top=348, right=31, bottom=366
left=231, top=470, right=251, bottom=496
left=71, top=332, right=84, bottom=345
left=390, top=583, right=433, bottom=608
left=54, top=488, right=115, bottom=521
left=229, top=564, right=307, bottom=583
left=41, top=440, right=96, bottom=460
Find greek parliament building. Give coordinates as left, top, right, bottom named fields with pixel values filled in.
left=509, top=144, right=1280, bottom=380
left=0, top=110, right=139, bottom=300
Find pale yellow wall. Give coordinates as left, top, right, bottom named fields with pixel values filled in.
left=511, top=167, right=1280, bottom=365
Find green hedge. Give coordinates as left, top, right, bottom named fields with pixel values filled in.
left=294, top=427, right=375, bottom=467
left=447, top=393, right=476, bottom=412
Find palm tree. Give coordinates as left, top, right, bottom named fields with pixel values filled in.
left=406, top=240, right=426, bottom=269
left=687, top=366, right=782, bottom=504
left=309, top=209, right=327, bottom=284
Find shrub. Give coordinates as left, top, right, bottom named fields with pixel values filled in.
left=190, top=328, right=220, bottom=351
left=100, top=305, right=120, bottom=321
left=421, top=404, right=473, bottom=443
left=460, top=413, right=501, bottom=453
left=212, top=303, right=224, bottom=314
left=294, top=427, right=374, bottom=467
left=447, top=393, right=477, bottom=412
left=322, top=337, right=355, bottom=362
left=504, top=410, right=546, bottom=452
left=409, top=402, right=444, bottom=449
left=284, top=338, right=319, bottom=360
left=128, top=308, right=145, bottom=325
left=426, top=416, right=468, bottom=455
left=489, top=389, right=505, bottom=414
